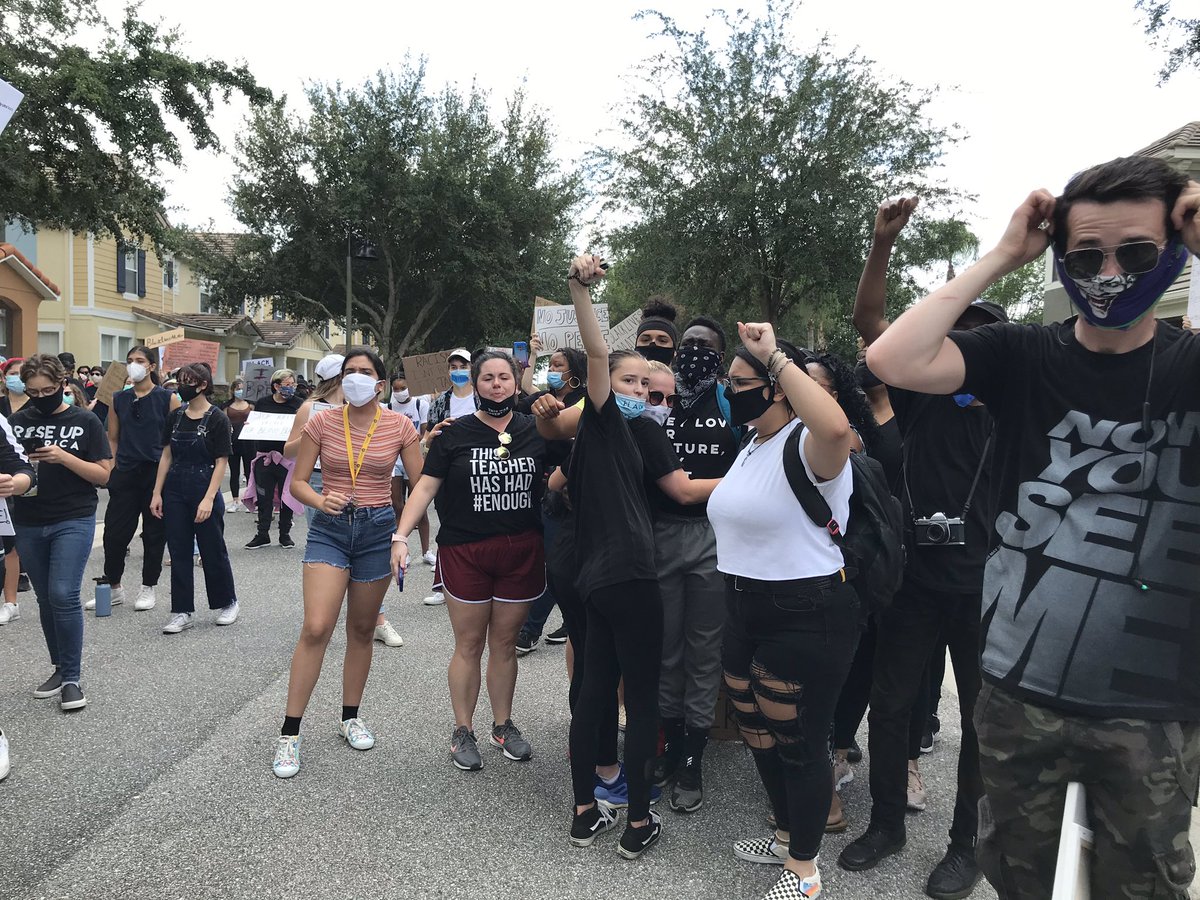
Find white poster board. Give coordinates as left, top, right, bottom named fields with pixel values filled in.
left=1187, top=260, right=1200, bottom=327
left=0, top=501, right=13, bottom=537
left=0, top=78, right=23, bottom=137
left=238, top=411, right=295, bottom=443
left=607, top=310, right=641, bottom=351
left=240, top=358, right=276, bottom=403
left=533, top=303, right=609, bottom=357
left=1051, top=782, right=1093, bottom=900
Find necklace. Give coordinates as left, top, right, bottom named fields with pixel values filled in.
left=741, top=420, right=792, bottom=466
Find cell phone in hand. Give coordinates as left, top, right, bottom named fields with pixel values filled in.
left=513, top=341, right=530, bottom=368
left=21, top=438, right=45, bottom=456
left=396, top=566, right=405, bottom=591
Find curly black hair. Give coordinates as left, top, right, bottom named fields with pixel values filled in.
left=809, top=351, right=880, bottom=454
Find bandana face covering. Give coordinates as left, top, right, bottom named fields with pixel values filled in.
left=675, top=346, right=721, bottom=388
left=1057, top=240, right=1189, bottom=330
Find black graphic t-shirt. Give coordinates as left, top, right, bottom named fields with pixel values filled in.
left=659, top=386, right=738, bottom=518
left=952, top=319, right=1200, bottom=719
left=567, top=393, right=658, bottom=599
left=889, top=386, right=994, bottom=593
left=421, top=412, right=545, bottom=546
left=9, top=405, right=112, bottom=526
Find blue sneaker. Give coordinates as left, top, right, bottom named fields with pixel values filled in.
left=595, top=765, right=661, bottom=809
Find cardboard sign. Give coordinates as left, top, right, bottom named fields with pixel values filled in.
left=162, top=338, right=220, bottom=374
left=143, top=326, right=185, bottom=349
left=238, top=411, right=296, bottom=443
left=533, top=303, right=609, bottom=357
left=401, top=350, right=453, bottom=397
left=0, top=499, right=13, bottom=537
left=240, top=358, right=276, bottom=403
left=608, top=310, right=641, bottom=352
left=94, top=362, right=128, bottom=408
left=0, top=77, right=23, bottom=137
left=1051, top=782, right=1093, bottom=900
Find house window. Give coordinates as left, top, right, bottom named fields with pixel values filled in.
left=272, top=306, right=286, bottom=322
left=37, top=331, right=62, bottom=355
left=199, top=279, right=217, bottom=314
left=319, top=321, right=330, bottom=340
left=100, top=333, right=134, bottom=366
left=124, top=251, right=139, bottom=293
left=162, top=257, right=176, bottom=292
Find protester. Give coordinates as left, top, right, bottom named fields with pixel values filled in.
left=635, top=298, right=679, bottom=366
left=222, top=377, right=253, bottom=512
left=90, top=346, right=179, bottom=612
left=388, top=370, right=434, bottom=569
left=0, top=357, right=30, bottom=614
left=149, top=363, right=239, bottom=635
left=394, top=350, right=546, bottom=772
left=9, top=355, right=107, bottom=712
left=244, top=369, right=303, bottom=550
left=868, top=157, right=1200, bottom=899
left=273, top=348, right=423, bottom=778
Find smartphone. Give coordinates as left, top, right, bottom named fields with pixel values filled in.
left=513, top=341, right=530, bottom=368
left=396, top=566, right=405, bottom=591
left=20, top=438, right=45, bottom=456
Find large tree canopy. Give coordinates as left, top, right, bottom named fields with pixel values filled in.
left=186, top=62, right=578, bottom=368
left=0, top=0, right=270, bottom=246
left=595, top=2, right=975, bottom=355
left=1137, top=1, right=1200, bottom=82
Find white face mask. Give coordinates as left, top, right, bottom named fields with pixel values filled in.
left=127, top=362, right=149, bottom=383
left=641, top=404, right=670, bottom=426
left=394, top=389, right=411, bottom=404
left=342, top=373, right=380, bottom=407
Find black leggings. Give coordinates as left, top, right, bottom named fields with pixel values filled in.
left=723, top=576, right=859, bottom=861
left=568, top=579, right=663, bottom=821
left=228, top=438, right=254, bottom=497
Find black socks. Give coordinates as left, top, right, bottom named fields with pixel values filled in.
left=342, top=705, right=359, bottom=722
left=281, top=715, right=302, bottom=737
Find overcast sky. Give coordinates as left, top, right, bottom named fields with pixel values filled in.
left=107, top=0, right=1200, bottom=251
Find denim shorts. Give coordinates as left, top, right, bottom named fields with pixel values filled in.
left=303, top=504, right=397, bottom=583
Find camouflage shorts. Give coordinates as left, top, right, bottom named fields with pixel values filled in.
left=974, top=682, right=1200, bottom=899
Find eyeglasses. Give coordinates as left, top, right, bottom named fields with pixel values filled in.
left=495, top=431, right=512, bottom=460
left=26, top=385, right=64, bottom=398
left=1060, top=240, right=1165, bottom=280
left=729, top=376, right=769, bottom=391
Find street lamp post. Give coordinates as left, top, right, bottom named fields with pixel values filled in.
left=345, top=233, right=379, bottom=348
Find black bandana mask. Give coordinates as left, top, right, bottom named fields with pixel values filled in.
left=674, top=346, right=722, bottom=390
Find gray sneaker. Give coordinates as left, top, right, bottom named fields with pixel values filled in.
left=490, top=719, right=533, bottom=761
left=450, top=725, right=483, bottom=771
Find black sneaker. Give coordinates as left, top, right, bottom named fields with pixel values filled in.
left=920, top=724, right=936, bottom=754
left=60, top=683, right=87, bottom=711
left=846, top=738, right=863, bottom=763
left=279, top=534, right=295, bottom=549
left=925, top=844, right=980, bottom=900
left=570, top=803, right=618, bottom=847
left=617, top=810, right=662, bottom=859
left=515, top=631, right=538, bottom=656
left=245, top=534, right=271, bottom=550
left=17, top=573, right=31, bottom=593
left=838, top=826, right=906, bottom=871
left=33, top=670, right=63, bottom=699
left=670, top=755, right=703, bottom=813
left=545, top=625, right=569, bottom=644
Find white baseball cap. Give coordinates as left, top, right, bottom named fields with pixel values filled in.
left=314, top=354, right=345, bottom=381
left=448, top=348, right=472, bottom=364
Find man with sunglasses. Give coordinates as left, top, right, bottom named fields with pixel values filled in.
left=867, top=156, right=1200, bottom=899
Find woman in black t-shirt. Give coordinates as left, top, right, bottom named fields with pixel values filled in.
left=150, top=363, right=238, bottom=635
left=394, top=351, right=547, bottom=773
left=9, top=354, right=110, bottom=713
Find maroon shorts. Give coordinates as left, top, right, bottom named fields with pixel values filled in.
left=434, top=530, right=546, bottom=604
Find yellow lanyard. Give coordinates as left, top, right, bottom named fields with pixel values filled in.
left=342, top=404, right=382, bottom=494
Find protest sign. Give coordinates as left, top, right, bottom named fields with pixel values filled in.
left=94, top=362, right=128, bottom=407
left=238, top=411, right=296, bottom=443
left=1051, top=782, right=1093, bottom=900
left=533, top=303, right=609, bottom=357
left=1188, top=259, right=1200, bottom=326
left=401, top=350, right=452, bottom=397
left=143, top=327, right=185, bottom=349
left=240, top=358, right=276, bottom=403
left=0, top=500, right=13, bottom=537
left=0, top=78, right=23, bottom=137
left=163, top=339, right=220, bottom=373
left=607, top=310, right=641, bottom=351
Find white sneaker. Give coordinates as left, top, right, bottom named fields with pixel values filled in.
left=273, top=734, right=300, bottom=778
left=374, top=621, right=403, bottom=647
left=228, top=500, right=241, bottom=512
left=215, top=601, right=239, bottom=626
left=162, top=612, right=194, bottom=634
left=833, top=754, right=854, bottom=791
left=85, top=585, right=125, bottom=611
left=339, top=717, right=376, bottom=751
left=0, top=729, right=9, bottom=781
left=0, top=602, right=18, bottom=625
left=423, top=591, right=445, bottom=606
left=134, top=586, right=156, bottom=611
left=907, top=760, right=927, bottom=812
left=422, top=549, right=437, bottom=567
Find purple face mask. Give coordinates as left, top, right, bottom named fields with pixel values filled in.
left=1056, top=240, right=1189, bottom=330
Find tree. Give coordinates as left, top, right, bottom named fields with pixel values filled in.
left=0, top=0, right=270, bottom=246
left=1137, top=1, right=1200, bottom=82
left=185, top=62, right=578, bottom=369
left=594, top=2, right=973, bottom=356
left=981, top=257, right=1046, bottom=324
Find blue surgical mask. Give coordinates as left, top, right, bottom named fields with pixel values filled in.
left=614, top=392, right=646, bottom=420
left=63, top=392, right=76, bottom=407
left=449, top=369, right=471, bottom=387
left=234, top=389, right=245, bottom=400
left=546, top=371, right=565, bottom=390
left=953, top=393, right=975, bottom=407
left=5, top=375, right=24, bottom=394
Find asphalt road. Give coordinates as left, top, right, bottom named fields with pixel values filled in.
left=0, top=503, right=997, bottom=900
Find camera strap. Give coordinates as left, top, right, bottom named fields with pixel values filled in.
left=958, top=424, right=994, bottom=519
left=899, top=396, right=994, bottom=520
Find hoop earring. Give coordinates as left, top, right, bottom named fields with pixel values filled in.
left=568, top=376, right=581, bottom=389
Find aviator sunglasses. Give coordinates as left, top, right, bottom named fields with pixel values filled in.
left=1060, top=240, right=1165, bottom=281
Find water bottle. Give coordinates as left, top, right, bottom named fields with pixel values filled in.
left=94, top=583, right=112, bottom=617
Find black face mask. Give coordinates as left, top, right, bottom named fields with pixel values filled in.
left=637, top=344, right=675, bottom=366
left=726, top=383, right=775, bottom=427
left=31, top=389, right=65, bottom=417
left=178, top=384, right=201, bottom=403
left=480, top=394, right=516, bottom=418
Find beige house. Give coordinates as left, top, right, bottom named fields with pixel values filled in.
left=1043, top=121, right=1199, bottom=325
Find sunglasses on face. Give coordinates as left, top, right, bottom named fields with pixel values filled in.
left=1060, top=240, right=1164, bottom=281
left=647, top=390, right=678, bottom=407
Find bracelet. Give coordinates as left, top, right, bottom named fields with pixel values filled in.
left=767, top=350, right=790, bottom=378
left=391, top=532, right=406, bottom=543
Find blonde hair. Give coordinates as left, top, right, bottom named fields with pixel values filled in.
left=647, top=360, right=673, bottom=376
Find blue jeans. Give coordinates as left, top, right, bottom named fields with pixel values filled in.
left=16, top=516, right=95, bottom=684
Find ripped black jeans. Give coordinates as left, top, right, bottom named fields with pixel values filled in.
left=722, top=573, right=859, bottom=861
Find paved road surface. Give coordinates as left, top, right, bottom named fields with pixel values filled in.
left=0, top=504, right=997, bottom=900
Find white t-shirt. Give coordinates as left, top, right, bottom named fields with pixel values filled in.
left=390, top=395, right=429, bottom=477
left=449, top=392, right=476, bottom=419
left=707, top=418, right=852, bottom=580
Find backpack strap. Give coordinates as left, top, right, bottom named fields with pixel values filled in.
left=781, top=425, right=845, bottom=547
left=715, top=382, right=745, bottom=442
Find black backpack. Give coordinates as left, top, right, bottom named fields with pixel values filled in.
left=782, top=426, right=905, bottom=613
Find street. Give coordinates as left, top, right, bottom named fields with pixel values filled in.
left=1, top=503, right=996, bottom=900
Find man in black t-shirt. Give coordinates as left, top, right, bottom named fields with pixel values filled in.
left=245, top=369, right=302, bottom=550
left=868, top=158, right=1200, bottom=899
left=840, top=197, right=1002, bottom=900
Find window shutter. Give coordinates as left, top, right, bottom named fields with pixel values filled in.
left=137, top=250, right=147, bottom=297
left=116, top=245, right=126, bottom=293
